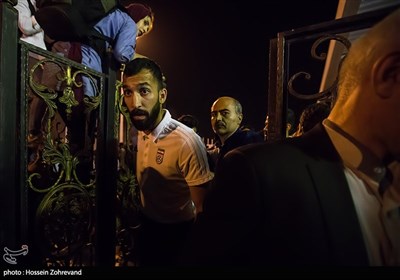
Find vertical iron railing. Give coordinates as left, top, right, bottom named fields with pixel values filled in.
left=0, top=0, right=21, bottom=259
left=0, top=0, right=141, bottom=267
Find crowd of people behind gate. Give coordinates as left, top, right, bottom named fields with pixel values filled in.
left=14, top=0, right=155, bottom=172
left=13, top=0, right=400, bottom=269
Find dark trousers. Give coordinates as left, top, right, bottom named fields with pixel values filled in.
left=137, top=213, right=194, bottom=267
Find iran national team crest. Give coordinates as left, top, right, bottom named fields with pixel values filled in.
left=156, top=148, right=165, bottom=164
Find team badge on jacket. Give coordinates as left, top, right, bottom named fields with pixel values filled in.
left=156, top=148, right=165, bottom=164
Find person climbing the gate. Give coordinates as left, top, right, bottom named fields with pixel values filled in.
left=81, top=2, right=154, bottom=97
left=35, top=1, right=154, bottom=97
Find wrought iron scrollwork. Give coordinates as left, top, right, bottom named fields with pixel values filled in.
left=288, top=34, right=351, bottom=102
left=36, top=183, right=95, bottom=266
left=27, top=60, right=97, bottom=190
left=26, top=56, right=100, bottom=266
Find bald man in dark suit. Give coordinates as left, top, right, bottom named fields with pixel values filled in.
left=180, top=7, right=400, bottom=266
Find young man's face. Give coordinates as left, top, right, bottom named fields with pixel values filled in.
left=136, top=15, right=153, bottom=37
left=122, top=69, right=166, bottom=132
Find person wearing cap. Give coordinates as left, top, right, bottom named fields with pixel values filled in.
left=81, top=2, right=154, bottom=97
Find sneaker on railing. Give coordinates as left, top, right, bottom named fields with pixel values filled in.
left=27, top=132, right=44, bottom=149
left=27, top=150, right=41, bottom=173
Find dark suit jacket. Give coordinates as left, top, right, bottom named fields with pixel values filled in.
left=180, top=123, right=369, bottom=266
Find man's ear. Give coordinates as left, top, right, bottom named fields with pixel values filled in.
left=159, top=88, right=167, bottom=104
left=238, top=113, right=243, bottom=124
left=373, top=52, right=400, bottom=99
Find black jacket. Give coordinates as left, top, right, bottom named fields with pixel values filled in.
left=181, top=123, right=369, bottom=266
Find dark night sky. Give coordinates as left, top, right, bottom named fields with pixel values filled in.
left=133, top=0, right=339, bottom=138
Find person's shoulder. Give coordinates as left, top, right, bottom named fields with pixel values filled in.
left=226, top=137, right=306, bottom=160
left=236, top=128, right=264, bottom=143
left=248, top=129, right=265, bottom=142
left=14, top=0, right=30, bottom=12
left=106, top=8, right=135, bottom=23
left=228, top=127, right=334, bottom=165
left=170, top=120, right=204, bottom=143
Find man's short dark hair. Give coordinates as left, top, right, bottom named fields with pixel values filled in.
left=124, top=58, right=165, bottom=90
left=300, top=102, right=331, bottom=133
left=178, top=114, right=199, bottom=130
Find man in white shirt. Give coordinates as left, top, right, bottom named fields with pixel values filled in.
left=122, top=58, right=213, bottom=266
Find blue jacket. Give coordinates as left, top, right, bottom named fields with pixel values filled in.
left=81, top=9, right=137, bottom=97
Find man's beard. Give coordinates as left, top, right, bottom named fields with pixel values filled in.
left=130, top=101, right=161, bottom=131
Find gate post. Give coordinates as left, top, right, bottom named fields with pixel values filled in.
left=0, top=0, right=21, bottom=251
